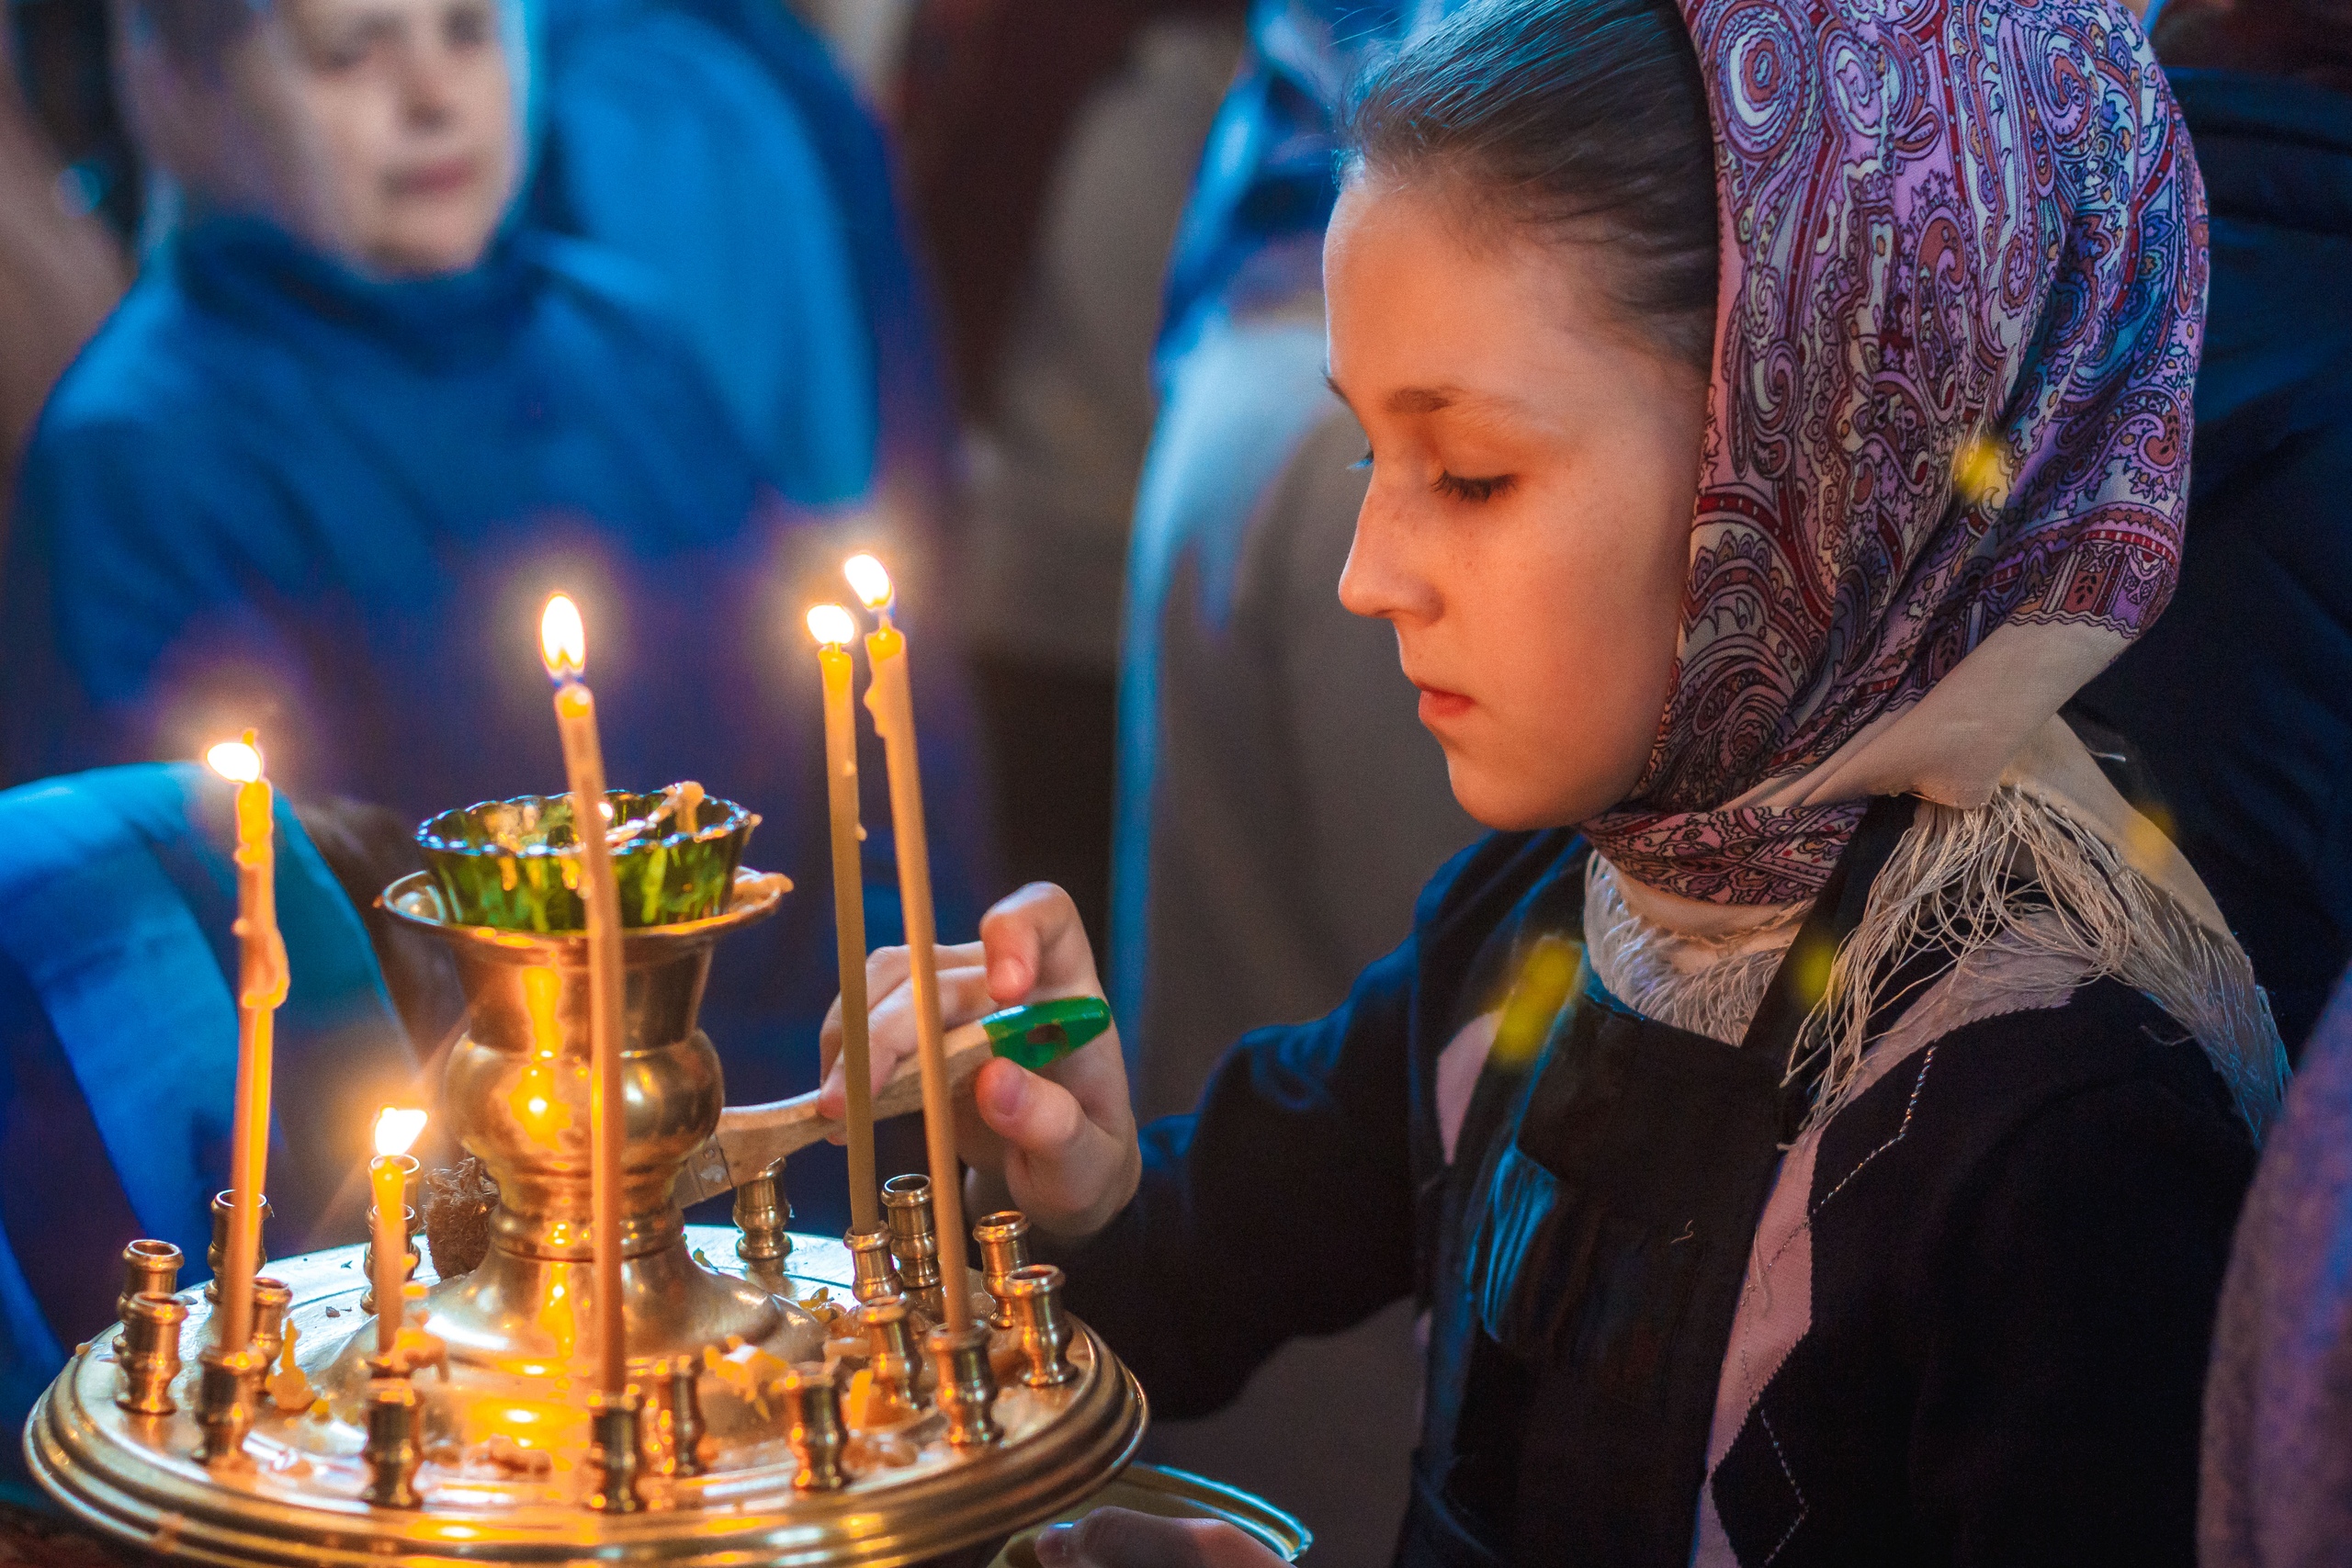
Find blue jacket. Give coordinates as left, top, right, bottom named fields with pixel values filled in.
left=0, top=765, right=413, bottom=1501
left=2076, top=71, right=2352, bottom=1053
left=528, top=0, right=878, bottom=503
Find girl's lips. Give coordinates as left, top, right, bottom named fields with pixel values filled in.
left=1417, top=686, right=1473, bottom=724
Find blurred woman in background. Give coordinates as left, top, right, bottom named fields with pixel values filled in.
left=0, top=0, right=990, bottom=1230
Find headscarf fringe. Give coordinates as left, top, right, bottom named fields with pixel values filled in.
left=1789, top=787, right=2289, bottom=1141
left=1583, top=863, right=1796, bottom=1045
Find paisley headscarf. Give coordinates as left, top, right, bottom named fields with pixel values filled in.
left=1581, top=0, right=2207, bottom=908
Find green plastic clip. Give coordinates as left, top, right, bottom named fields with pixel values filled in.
left=978, top=997, right=1113, bottom=1071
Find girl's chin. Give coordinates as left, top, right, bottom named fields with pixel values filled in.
left=1440, top=745, right=1633, bottom=834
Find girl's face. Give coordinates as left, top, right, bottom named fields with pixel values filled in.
left=1326, top=175, right=1710, bottom=830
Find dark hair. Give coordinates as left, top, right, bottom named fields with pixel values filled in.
left=115, top=0, right=265, bottom=75
left=2152, top=0, right=2352, bottom=96
left=1343, top=0, right=1721, bottom=372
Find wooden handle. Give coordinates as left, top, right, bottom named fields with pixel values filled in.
left=673, top=1020, right=994, bottom=1205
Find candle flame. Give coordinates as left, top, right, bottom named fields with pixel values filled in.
left=806, top=603, right=856, bottom=648
left=842, top=554, right=894, bottom=613
left=206, top=737, right=264, bottom=784
left=373, top=1106, right=427, bottom=1157
left=539, top=593, right=587, bottom=678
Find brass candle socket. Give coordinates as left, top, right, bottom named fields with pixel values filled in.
left=778, top=1368, right=847, bottom=1492
left=973, top=1212, right=1032, bottom=1330
left=351, top=872, right=809, bottom=1419
left=361, top=1362, right=424, bottom=1508
left=114, top=1293, right=187, bottom=1416
left=250, top=1277, right=292, bottom=1370
left=204, top=1191, right=272, bottom=1303
left=638, top=1356, right=707, bottom=1479
left=1001, top=1265, right=1078, bottom=1388
left=845, top=1224, right=902, bottom=1305
left=585, top=1388, right=645, bottom=1514
left=733, top=1159, right=791, bottom=1289
left=117, top=1241, right=182, bottom=1324
left=881, top=1174, right=944, bottom=1323
left=925, top=1324, right=1001, bottom=1449
left=193, top=1343, right=264, bottom=1467
left=858, top=1293, right=922, bottom=1415
left=358, top=1197, right=420, bottom=1314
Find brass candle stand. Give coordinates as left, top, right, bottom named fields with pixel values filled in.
left=26, top=866, right=1144, bottom=1565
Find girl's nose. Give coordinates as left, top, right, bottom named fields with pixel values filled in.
left=1339, top=479, right=1442, bottom=627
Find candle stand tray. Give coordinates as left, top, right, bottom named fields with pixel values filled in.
left=26, top=866, right=1146, bottom=1566
left=28, top=1229, right=1144, bottom=1567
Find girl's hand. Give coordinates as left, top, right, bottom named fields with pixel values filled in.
left=817, top=883, right=1140, bottom=1239
left=1033, top=1510, right=1288, bottom=1568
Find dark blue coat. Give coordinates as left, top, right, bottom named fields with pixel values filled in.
left=2076, top=70, right=2352, bottom=1053
left=0, top=218, right=991, bottom=1223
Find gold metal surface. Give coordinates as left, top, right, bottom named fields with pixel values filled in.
left=858, top=1293, right=922, bottom=1424
left=732, top=1163, right=791, bottom=1292
left=1001, top=1269, right=1075, bottom=1391
left=30, top=864, right=1148, bottom=1562
left=119, top=1241, right=183, bottom=1323
left=924, top=1327, right=1000, bottom=1450
left=639, top=1357, right=707, bottom=1480
left=364, top=1368, right=425, bottom=1508
left=115, top=1294, right=186, bottom=1416
left=251, top=1280, right=293, bottom=1370
left=584, top=1390, right=644, bottom=1514
left=28, top=1227, right=1147, bottom=1565
left=207, top=1192, right=271, bottom=1305
left=673, top=1021, right=999, bottom=1208
left=881, top=1177, right=945, bottom=1325
left=780, top=1369, right=846, bottom=1493
left=847, top=1226, right=901, bottom=1305
left=971, top=1216, right=1029, bottom=1332
left=194, top=1344, right=263, bottom=1467
left=314, top=871, right=822, bottom=1437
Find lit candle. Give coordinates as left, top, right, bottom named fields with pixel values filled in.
left=370, top=1108, right=427, bottom=1354
left=205, top=734, right=288, bottom=1358
left=845, top=555, right=971, bottom=1335
left=808, top=604, right=878, bottom=1235
left=539, top=593, right=629, bottom=1396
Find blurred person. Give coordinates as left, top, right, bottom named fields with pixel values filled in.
left=0, top=0, right=991, bottom=1232
left=528, top=0, right=876, bottom=507
left=2072, top=0, right=2352, bottom=1055
left=1103, top=6, right=1461, bottom=1553
left=0, top=764, right=425, bottom=1500
left=1114, top=0, right=1452, bottom=1102
left=0, top=20, right=125, bottom=551
left=786, top=0, right=918, bottom=103
left=899, top=0, right=1242, bottom=955
left=2203, top=965, right=2352, bottom=1568
left=663, top=0, right=957, bottom=502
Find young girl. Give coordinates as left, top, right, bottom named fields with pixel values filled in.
left=826, top=0, right=2283, bottom=1561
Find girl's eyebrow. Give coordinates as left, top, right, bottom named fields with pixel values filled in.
left=1317, top=373, right=1458, bottom=411
left=1317, top=371, right=1463, bottom=412
left=1385, top=387, right=1458, bottom=414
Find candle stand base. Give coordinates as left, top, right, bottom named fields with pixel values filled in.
left=28, top=870, right=1144, bottom=1563
left=29, top=1226, right=1144, bottom=1566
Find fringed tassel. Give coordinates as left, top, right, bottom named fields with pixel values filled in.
left=1789, top=786, right=2289, bottom=1141
left=1584, top=861, right=1800, bottom=1045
